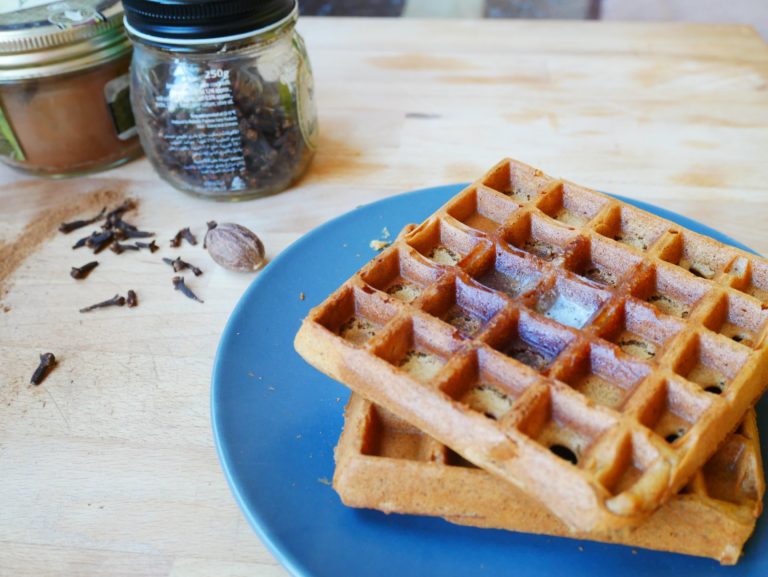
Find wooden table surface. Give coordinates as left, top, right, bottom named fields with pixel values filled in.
left=2, top=17, right=768, bottom=577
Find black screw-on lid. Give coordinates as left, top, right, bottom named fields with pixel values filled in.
left=123, top=0, right=296, bottom=43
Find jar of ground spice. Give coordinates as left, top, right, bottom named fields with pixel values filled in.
left=123, top=0, right=318, bottom=201
left=0, top=1, right=141, bottom=177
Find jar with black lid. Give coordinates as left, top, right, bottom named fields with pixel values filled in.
left=123, top=0, right=318, bottom=201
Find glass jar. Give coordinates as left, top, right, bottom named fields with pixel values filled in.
left=123, top=0, right=318, bottom=201
left=0, top=0, right=141, bottom=177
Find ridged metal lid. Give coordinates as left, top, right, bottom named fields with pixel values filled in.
left=0, top=1, right=130, bottom=80
left=123, top=0, right=295, bottom=44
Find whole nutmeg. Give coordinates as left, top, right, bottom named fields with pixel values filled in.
left=205, top=221, right=266, bottom=272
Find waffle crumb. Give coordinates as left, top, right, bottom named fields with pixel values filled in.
left=318, top=477, right=332, bottom=486
left=369, top=239, right=391, bottom=251
left=299, top=292, right=305, bottom=300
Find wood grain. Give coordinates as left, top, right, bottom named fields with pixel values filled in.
left=1, top=18, right=767, bottom=577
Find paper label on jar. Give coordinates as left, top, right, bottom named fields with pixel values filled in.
left=104, top=72, right=137, bottom=141
left=0, top=103, right=24, bottom=161
left=155, top=67, right=247, bottom=192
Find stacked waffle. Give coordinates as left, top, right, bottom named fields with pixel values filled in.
left=294, top=159, right=767, bottom=564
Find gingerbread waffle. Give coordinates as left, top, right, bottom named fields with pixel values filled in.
left=334, top=394, right=764, bottom=565
left=295, top=158, right=768, bottom=532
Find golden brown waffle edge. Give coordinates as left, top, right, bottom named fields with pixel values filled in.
left=333, top=393, right=764, bottom=565
left=295, top=158, right=768, bottom=532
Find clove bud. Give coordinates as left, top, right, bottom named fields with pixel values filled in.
left=173, top=276, right=203, bottom=303
left=59, top=208, right=106, bottom=234
left=79, top=294, right=126, bottom=313
left=110, top=242, right=140, bottom=254
left=170, top=227, right=197, bottom=248
left=163, top=257, right=203, bottom=276
left=30, top=352, right=57, bottom=385
left=135, top=240, right=159, bottom=253
left=70, top=261, right=99, bottom=280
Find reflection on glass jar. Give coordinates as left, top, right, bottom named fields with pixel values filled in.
left=124, top=0, right=318, bottom=201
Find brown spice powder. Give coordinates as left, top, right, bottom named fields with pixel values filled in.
left=0, top=182, right=125, bottom=299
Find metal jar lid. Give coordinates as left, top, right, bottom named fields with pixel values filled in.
left=123, top=0, right=296, bottom=45
left=0, top=0, right=131, bottom=81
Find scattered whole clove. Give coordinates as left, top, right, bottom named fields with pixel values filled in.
left=170, top=227, right=197, bottom=248
left=126, top=290, right=138, bottom=308
left=59, top=208, right=106, bottom=234
left=119, top=228, right=155, bottom=239
left=110, top=242, right=140, bottom=254
left=204, top=221, right=266, bottom=272
left=109, top=218, right=138, bottom=232
left=112, top=240, right=159, bottom=254
left=68, top=199, right=155, bottom=254
left=136, top=240, right=159, bottom=253
left=79, top=294, right=126, bottom=313
left=163, top=256, right=203, bottom=276
left=169, top=230, right=182, bottom=247
left=30, top=352, right=57, bottom=385
left=85, top=230, right=114, bottom=253
left=72, top=235, right=90, bottom=249
left=70, top=261, right=99, bottom=280
left=203, top=221, right=217, bottom=249
left=104, top=199, right=137, bottom=225
left=173, top=276, right=203, bottom=303
left=181, top=228, right=197, bottom=245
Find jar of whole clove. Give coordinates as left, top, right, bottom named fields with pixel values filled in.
left=0, top=0, right=141, bottom=177
left=123, top=0, right=318, bottom=201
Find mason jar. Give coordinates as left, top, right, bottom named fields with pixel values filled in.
left=0, top=0, right=141, bottom=177
left=123, top=0, right=318, bottom=201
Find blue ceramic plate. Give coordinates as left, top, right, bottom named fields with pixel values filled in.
left=212, top=184, right=767, bottom=577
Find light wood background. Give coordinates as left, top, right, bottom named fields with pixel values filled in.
left=1, top=17, right=767, bottom=577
